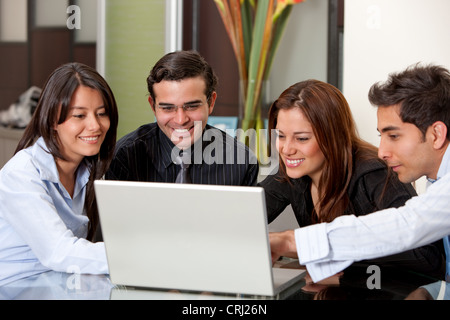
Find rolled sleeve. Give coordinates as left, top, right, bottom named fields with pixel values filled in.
left=295, top=223, right=354, bottom=282
left=295, top=223, right=330, bottom=263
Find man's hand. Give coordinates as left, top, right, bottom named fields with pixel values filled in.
left=269, top=230, right=298, bottom=264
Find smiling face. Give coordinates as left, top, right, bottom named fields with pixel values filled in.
left=150, top=76, right=216, bottom=150
left=55, top=85, right=110, bottom=165
left=377, top=104, right=442, bottom=182
left=276, top=108, right=326, bottom=185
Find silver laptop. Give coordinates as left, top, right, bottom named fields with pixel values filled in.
left=94, top=180, right=305, bottom=297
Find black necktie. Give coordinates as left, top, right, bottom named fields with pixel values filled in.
left=175, top=153, right=191, bottom=184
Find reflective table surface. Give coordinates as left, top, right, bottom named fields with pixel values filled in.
left=0, top=260, right=448, bottom=300
left=0, top=270, right=305, bottom=300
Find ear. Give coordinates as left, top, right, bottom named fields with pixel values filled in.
left=207, top=91, right=217, bottom=116
left=429, top=121, right=448, bottom=149
left=148, top=96, right=156, bottom=113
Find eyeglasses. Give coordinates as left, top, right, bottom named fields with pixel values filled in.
left=156, top=101, right=207, bottom=114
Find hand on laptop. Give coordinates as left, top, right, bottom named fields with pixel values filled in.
left=269, top=230, right=298, bottom=264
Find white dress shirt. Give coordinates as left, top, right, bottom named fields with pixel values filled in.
left=296, top=146, right=450, bottom=283
left=0, top=137, right=108, bottom=286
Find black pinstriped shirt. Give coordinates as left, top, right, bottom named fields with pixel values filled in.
left=105, top=123, right=259, bottom=186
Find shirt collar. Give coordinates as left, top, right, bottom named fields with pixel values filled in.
left=157, top=125, right=215, bottom=168
left=32, top=137, right=90, bottom=191
left=427, top=144, right=450, bottom=184
left=32, top=137, right=60, bottom=183
left=158, top=129, right=181, bottom=168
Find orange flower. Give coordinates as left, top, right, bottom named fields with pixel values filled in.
left=213, top=0, right=306, bottom=133
left=274, top=0, right=305, bottom=22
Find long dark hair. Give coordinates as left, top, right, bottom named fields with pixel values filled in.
left=268, top=80, right=383, bottom=223
left=15, top=62, right=118, bottom=241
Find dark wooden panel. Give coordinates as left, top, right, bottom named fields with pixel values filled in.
left=198, top=0, right=239, bottom=117
left=0, top=44, right=29, bottom=110
left=183, top=0, right=239, bottom=117
left=0, top=88, right=28, bottom=111
left=73, top=44, right=96, bottom=69
left=30, top=29, right=71, bottom=88
left=182, top=0, right=194, bottom=50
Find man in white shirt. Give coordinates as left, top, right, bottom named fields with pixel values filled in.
left=269, top=63, right=450, bottom=285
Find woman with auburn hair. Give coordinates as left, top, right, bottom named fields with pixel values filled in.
left=259, top=79, right=445, bottom=278
left=0, top=62, right=118, bottom=285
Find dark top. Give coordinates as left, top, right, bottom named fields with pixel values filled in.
left=106, top=123, right=259, bottom=186
left=259, top=157, right=446, bottom=279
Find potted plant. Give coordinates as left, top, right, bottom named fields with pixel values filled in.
left=214, top=0, right=306, bottom=132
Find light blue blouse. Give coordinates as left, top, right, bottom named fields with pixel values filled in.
left=0, top=137, right=108, bottom=286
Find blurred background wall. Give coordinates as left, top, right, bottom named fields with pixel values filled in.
left=1, top=0, right=449, bottom=200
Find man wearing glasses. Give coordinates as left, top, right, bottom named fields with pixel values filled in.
left=106, top=50, right=258, bottom=186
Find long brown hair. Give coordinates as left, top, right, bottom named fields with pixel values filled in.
left=15, top=62, right=118, bottom=241
left=268, top=80, right=382, bottom=223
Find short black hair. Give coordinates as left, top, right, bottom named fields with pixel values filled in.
left=147, top=50, right=218, bottom=103
left=369, top=63, right=450, bottom=139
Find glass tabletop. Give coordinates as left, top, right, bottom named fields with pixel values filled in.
left=0, top=263, right=448, bottom=300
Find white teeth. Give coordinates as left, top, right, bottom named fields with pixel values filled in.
left=174, top=129, right=189, bottom=133
left=287, top=159, right=303, bottom=165
left=80, top=137, right=98, bottom=141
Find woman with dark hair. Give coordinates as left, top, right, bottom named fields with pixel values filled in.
left=0, top=62, right=118, bottom=285
left=259, top=79, right=445, bottom=278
